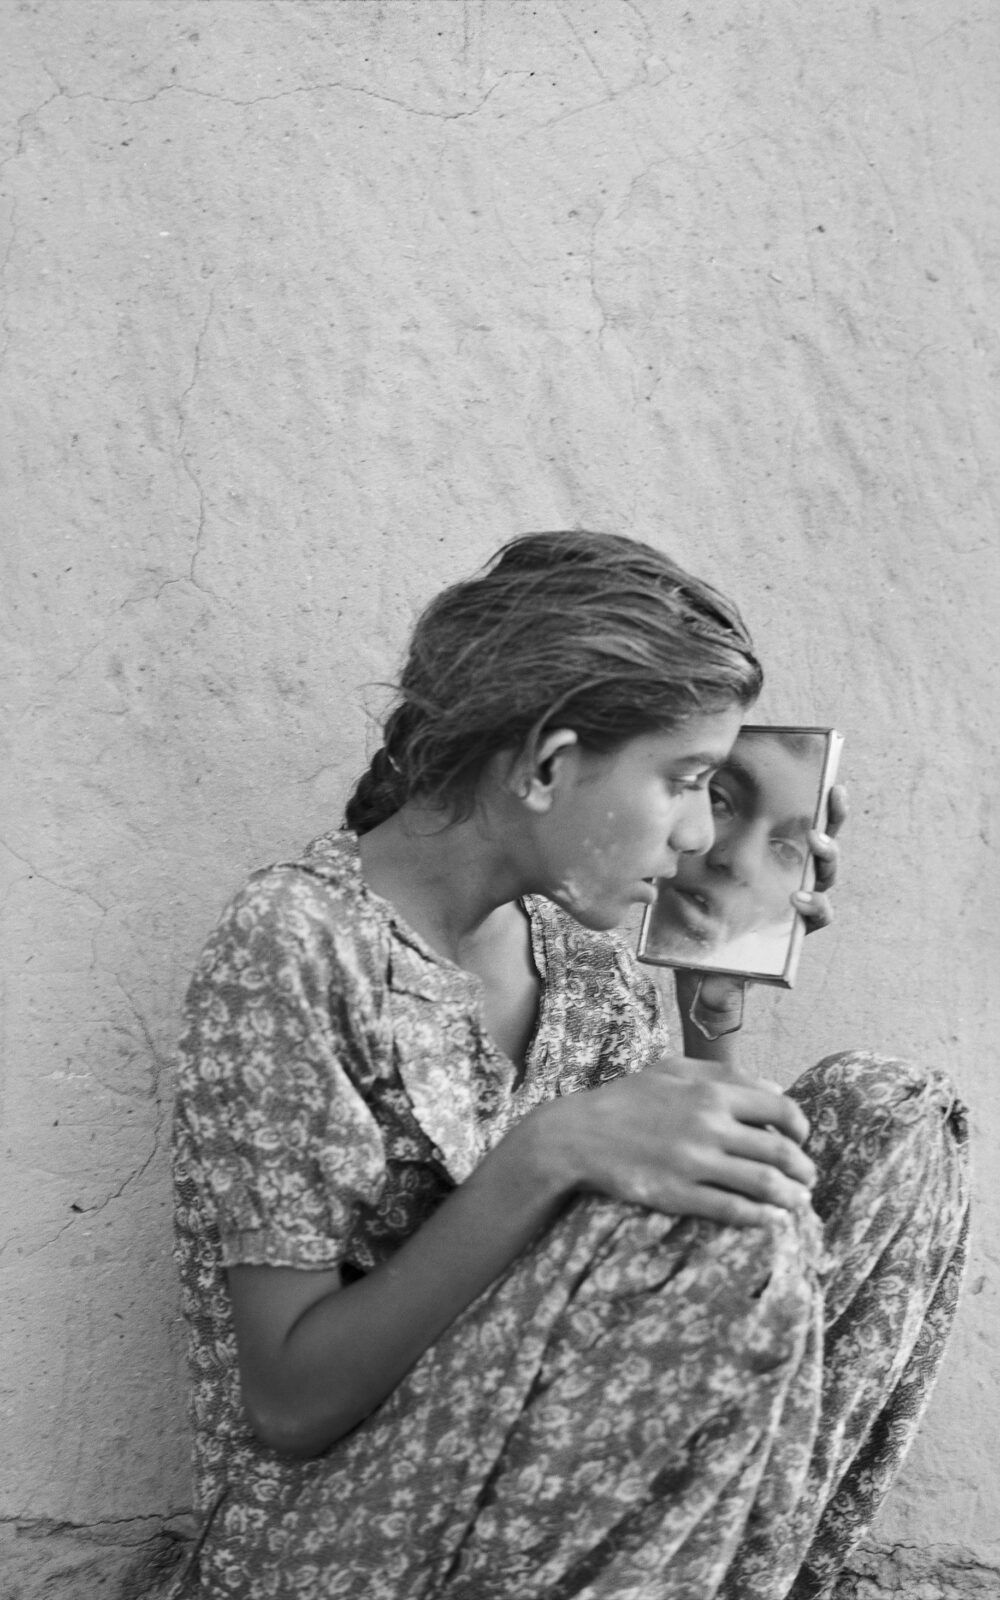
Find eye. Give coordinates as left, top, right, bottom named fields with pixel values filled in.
left=770, top=836, right=807, bottom=872
left=708, top=780, right=735, bottom=821
left=667, top=773, right=710, bottom=797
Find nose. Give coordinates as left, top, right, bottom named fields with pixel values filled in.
left=669, top=786, right=716, bottom=857
left=706, top=821, right=760, bottom=885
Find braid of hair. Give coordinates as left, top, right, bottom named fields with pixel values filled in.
left=343, top=747, right=400, bottom=836
left=343, top=704, right=415, bottom=835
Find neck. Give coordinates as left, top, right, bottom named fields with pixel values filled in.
left=357, top=801, right=527, bottom=964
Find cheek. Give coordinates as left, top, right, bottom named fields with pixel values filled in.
left=576, top=828, right=633, bottom=882
left=553, top=813, right=645, bottom=903
left=755, top=862, right=794, bottom=918
left=582, top=806, right=644, bottom=857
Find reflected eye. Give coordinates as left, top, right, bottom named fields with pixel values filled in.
left=770, top=836, right=807, bottom=872
left=708, top=781, right=735, bottom=821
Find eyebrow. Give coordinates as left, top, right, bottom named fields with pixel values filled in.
left=716, top=754, right=757, bottom=794
left=776, top=814, right=814, bottom=841
left=671, top=751, right=729, bottom=769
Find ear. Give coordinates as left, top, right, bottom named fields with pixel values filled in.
left=512, top=728, right=580, bottom=814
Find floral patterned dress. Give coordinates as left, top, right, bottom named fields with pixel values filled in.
left=172, top=830, right=969, bottom=1600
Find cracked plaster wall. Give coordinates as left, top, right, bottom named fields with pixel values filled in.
left=1, top=1, right=997, bottom=1593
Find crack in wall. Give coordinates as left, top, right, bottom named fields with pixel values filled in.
left=0, top=839, right=110, bottom=916
left=555, top=3, right=619, bottom=100
left=0, top=199, right=18, bottom=376
left=6, top=1103, right=163, bottom=1259
left=1, top=72, right=524, bottom=144
left=0, top=91, right=64, bottom=179
left=6, top=1511, right=193, bottom=1537
left=0, top=937, right=171, bottom=1262
left=587, top=211, right=611, bottom=350
left=618, top=0, right=656, bottom=56
left=171, top=283, right=217, bottom=600
left=839, top=1539, right=1000, bottom=1593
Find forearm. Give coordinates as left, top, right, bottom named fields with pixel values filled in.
left=232, top=1112, right=568, bottom=1457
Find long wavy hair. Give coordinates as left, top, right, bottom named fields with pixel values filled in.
left=344, top=530, right=762, bottom=835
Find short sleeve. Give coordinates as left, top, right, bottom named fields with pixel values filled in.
left=174, top=866, right=389, bottom=1271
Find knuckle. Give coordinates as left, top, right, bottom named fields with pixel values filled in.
left=764, top=1131, right=787, bottom=1167
left=757, top=1167, right=788, bottom=1206
left=693, top=1079, right=726, bottom=1113
left=718, top=1195, right=754, bottom=1228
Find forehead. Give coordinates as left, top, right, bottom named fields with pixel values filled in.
left=640, top=707, right=745, bottom=766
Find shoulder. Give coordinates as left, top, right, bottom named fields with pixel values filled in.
left=196, top=830, right=383, bottom=969
left=180, top=832, right=392, bottom=1059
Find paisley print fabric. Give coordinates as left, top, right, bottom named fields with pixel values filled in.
left=171, top=831, right=969, bottom=1600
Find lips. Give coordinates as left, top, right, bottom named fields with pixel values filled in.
left=660, top=882, right=724, bottom=942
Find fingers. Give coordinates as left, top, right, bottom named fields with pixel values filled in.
left=646, top=1071, right=810, bottom=1146
left=723, top=1123, right=817, bottom=1190
left=644, top=1179, right=808, bottom=1230
left=806, top=828, right=839, bottom=892
left=826, top=782, right=849, bottom=838
left=672, top=1190, right=794, bottom=1230
left=730, top=1083, right=811, bottom=1147
left=702, top=1155, right=812, bottom=1213
left=575, top=1072, right=816, bottom=1229
left=792, top=886, right=833, bottom=932
left=794, top=811, right=841, bottom=933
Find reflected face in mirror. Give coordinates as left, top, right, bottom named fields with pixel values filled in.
left=653, top=731, right=823, bottom=956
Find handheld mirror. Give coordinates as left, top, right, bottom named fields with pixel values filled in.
left=636, top=726, right=844, bottom=988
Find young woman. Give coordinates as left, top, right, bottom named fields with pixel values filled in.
left=172, top=531, right=969, bottom=1600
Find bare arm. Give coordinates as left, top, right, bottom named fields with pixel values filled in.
left=229, top=1062, right=814, bottom=1458
left=229, top=1118, right=565, bottom=1458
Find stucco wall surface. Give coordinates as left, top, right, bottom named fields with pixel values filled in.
left=1, top=2, right=997, bottom=1595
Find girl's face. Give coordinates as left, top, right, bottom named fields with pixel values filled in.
left=655, top=736, right=818, bottom=951
left=534, top=706, right=744, bottom=932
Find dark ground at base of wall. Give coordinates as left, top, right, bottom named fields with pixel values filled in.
left=832, top=1543, right=1000, bottom=1598
left=1, top=1518, right=195, bottom=1599
left=2, top=1524, right=999, bottom=1599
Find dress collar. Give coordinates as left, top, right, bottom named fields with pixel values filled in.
left=300, top=829, right=568, bottom=1182
left=302, top=827, right=483, bottom=1002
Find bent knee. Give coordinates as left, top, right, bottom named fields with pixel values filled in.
left=792, top=1049, right=963, bottom=1129
left=789, top=1050, right=969, bottom=1196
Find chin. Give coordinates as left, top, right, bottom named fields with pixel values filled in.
left=549, top=894, right=625, bottom=933
left=581, top=910, right=628, bottom=933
